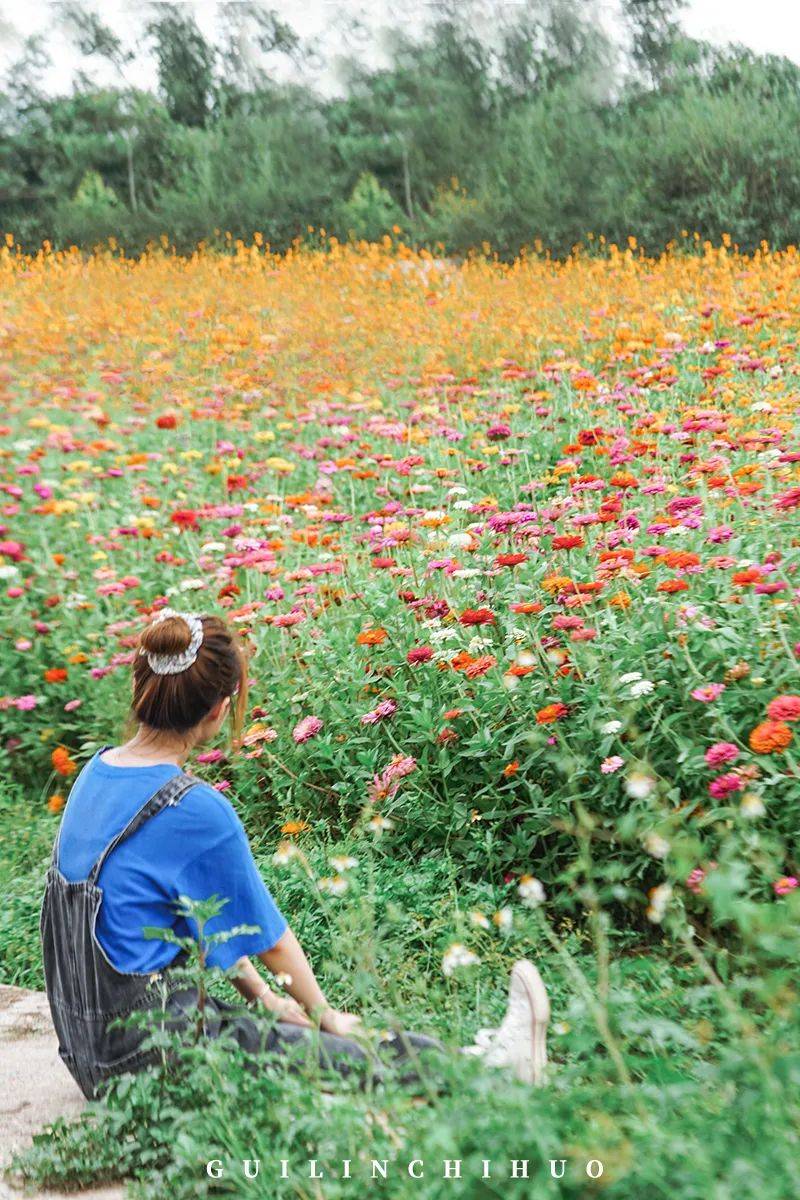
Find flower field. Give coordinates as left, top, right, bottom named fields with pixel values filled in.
left=2, top=240, right=799, bottom=903
left=2, top=240, right=800, bottom=1198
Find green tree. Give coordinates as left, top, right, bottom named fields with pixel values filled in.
left=337, top=171, right=403, bottom=241
left=145, top=4, right=215, bottom=128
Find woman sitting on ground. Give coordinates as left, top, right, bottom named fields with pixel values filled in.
left=41, top=608, right=550, bottom=1100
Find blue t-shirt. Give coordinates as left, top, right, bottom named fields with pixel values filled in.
left=56, top=752, right=287, bottom=974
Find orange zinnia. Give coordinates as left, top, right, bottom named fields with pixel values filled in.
left=356, top=628, right=387, bottom=646
left=749, top=721, right=793, bottom=754
left=536, top=703, right=569, bottom=724
left=657, top=580, right=689, bottom=593
left=281, top=819, right=311, bottom=835
left=464, top=655, right=496, bottom=679
left=51, top=746, right=77, bottom=776
left=44, top=667, right=68, bottom=683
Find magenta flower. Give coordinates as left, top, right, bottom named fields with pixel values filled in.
left=773, top=876, right=799, bottom=896
left=691, top=683, right=725, bottom=702
left=686, top=867, right=707, bottom=894
left=368, top=754, right=417, bottom=802
left=704, top=742, right=739, bottom=769
left=708, top=772, right=745, bottom=800
left=361, top=699, right=397, bottom=725
left=705, top=525, right=733, bottom=544
left=293, top=715, right=323, bottom=743
left=486, top=423, right=511, bottom=440
left=196, top=749, right=225, bottom=764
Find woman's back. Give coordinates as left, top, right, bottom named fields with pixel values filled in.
left=56, top=750, right=286, bottom=974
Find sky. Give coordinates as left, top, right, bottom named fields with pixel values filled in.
left=1, top=0, right=799, bottom=95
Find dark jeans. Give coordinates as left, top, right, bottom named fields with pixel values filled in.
left=163, top=989, right=445, bottom=1088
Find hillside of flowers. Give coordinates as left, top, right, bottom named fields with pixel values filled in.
left=1, top=238, right=799, bottom=922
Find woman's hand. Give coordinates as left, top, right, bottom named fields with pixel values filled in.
left=319, top=1007, right=363, bottom=1038
left=257, top=987, right=312, bottom=1028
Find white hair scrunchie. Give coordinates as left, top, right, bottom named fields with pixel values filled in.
left=141, top=608, right=204, bottom=675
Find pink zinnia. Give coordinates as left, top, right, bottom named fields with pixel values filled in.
left=552, top=615, right=583, bottom=630
left=708, top=772, right=745, bottom=799
left=14, top=694, right=38, bottom=710
left=293, top=715, right=323, bottom=743
left=368, top=754, right=417, bottom=803
left=773, top=876, right=799, bottom=896
left=407, top=646, right=433, bottom=665
left=774, top=486, right=800, bottom=511
left=704, top=742, right=739, bottom=769
left=486, top=423, right=511, bottom=440
left=274, top=611, right=305, bottom=628
left=686, top=867, right=706, bottom=894
left=361, top=699, right=397, bottom=725
left=767, top=695, right=800, bottom=722
left=197, top=749, right=225, bottom=764
left=601, top=755, right=624, bottom=774
left=691, top=683, right=725, bottom=702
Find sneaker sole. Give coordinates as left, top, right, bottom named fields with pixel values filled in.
left=512, top=960, right=550, bottom=1086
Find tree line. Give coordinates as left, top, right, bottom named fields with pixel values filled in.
left=2, top=0, right=800, bottom=256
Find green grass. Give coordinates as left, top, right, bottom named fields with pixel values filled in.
left=3, top=785, right=800, bottom=1200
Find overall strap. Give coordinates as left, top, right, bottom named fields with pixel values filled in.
left=87, top=772, right=197, bottom=887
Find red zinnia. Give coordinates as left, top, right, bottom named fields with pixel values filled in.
left=459, top=607, right=495, bottom=626
left=171, top=509, right=199, bottom=530
left=407, top=646, right=433, bottom=665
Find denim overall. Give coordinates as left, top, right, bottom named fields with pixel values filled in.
left=42, top=766, right=444, bottom=1099
left=40, top=770, right=196, bottom=1100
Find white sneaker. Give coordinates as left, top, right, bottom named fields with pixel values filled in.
left=464, top=960, right=550, bottom=1085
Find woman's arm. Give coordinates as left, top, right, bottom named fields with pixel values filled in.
left=229, top=954, right=311, bottom=1026
left=258, top=928, right=362, bottom=1036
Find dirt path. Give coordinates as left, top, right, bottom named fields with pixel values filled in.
left=0, top=986, right=124, bottom=1200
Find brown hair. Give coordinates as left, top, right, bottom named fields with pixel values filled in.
left=133, top=613, right=248, bottom=739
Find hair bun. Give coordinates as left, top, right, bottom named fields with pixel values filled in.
left=140, top=613, right=192, bottom=657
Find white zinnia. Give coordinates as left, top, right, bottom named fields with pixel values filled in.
left=318, top=875, right=348, bottom=896
left=644, top=833, right=670, bottom=860
left=646, top=884, right=672, bottom=924
left=329, top=855, right=358, bottom=872
left=518, top=875, right=546, bottom=907
left=740, top=792, right=766, bottom=818
left=625, top=772, right=656, bottom=800
left=442, top=944, right=480, bottom=976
